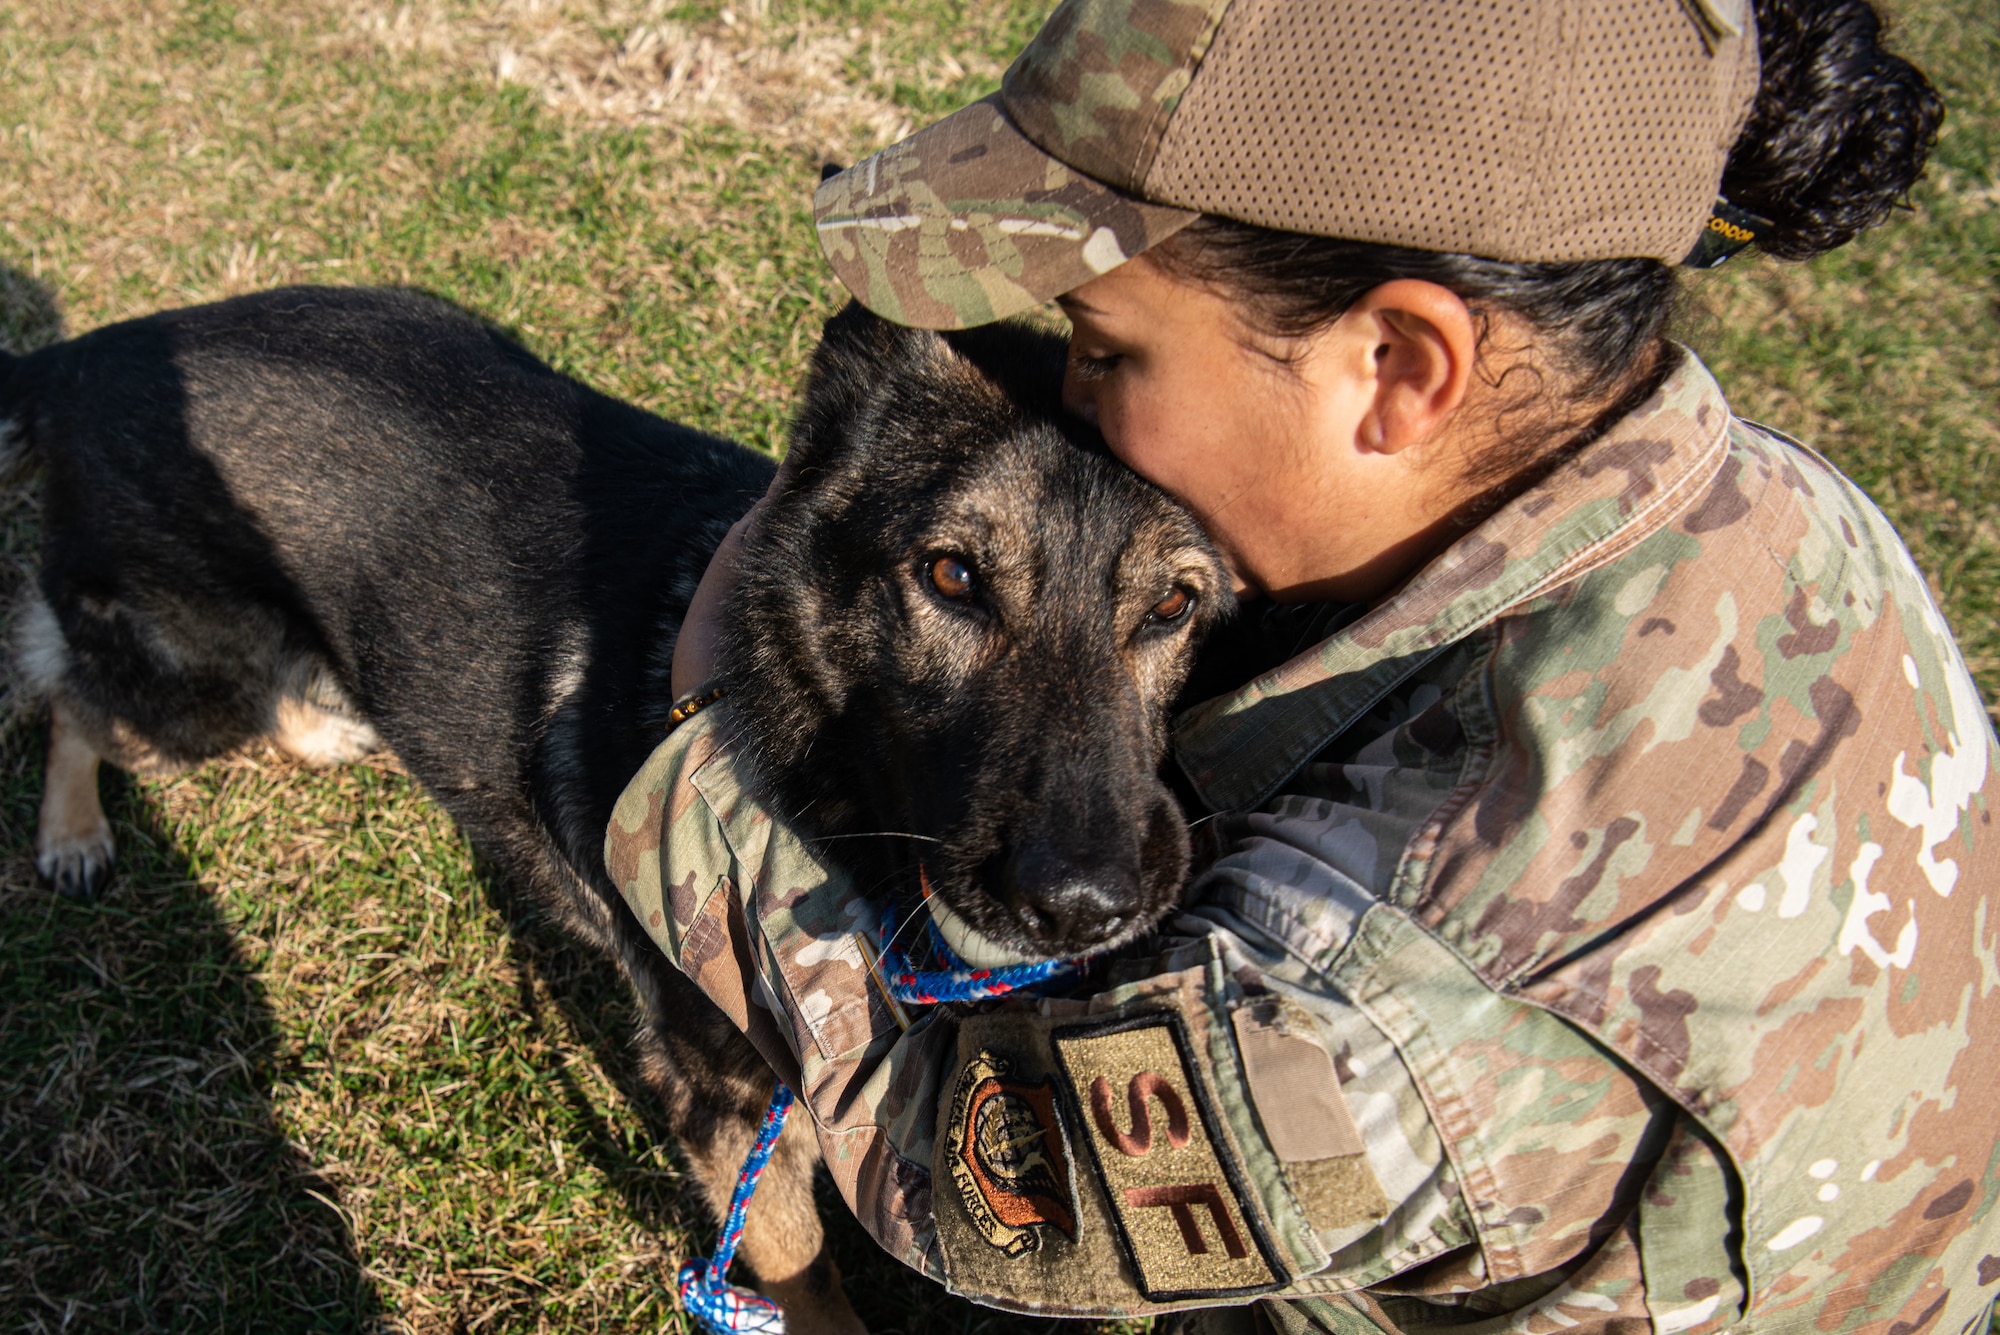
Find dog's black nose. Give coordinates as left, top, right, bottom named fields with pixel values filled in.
left=1004, top=846, right=1135, bottom=949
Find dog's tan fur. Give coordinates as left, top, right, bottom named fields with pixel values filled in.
left=36, top=698, right=114, bottom=892
left=270, top=661, right=380, bottom=765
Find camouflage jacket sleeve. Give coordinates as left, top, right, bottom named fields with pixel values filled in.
left=1166, top=350, right=2000, bottom=1332
left=604, top=699, right=1629, bottom=1316
left=605, top=699, right=958, bottom=1277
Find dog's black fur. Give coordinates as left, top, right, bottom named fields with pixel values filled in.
left=720, top=308, right=1233, bottom=958
left=0, top=287, right=1230, bottom=1328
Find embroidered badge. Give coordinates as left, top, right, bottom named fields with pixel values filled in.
left=1052, top=1014, right=1284, bottom=1302
left=946, top=1052, right=1078, bottom=1256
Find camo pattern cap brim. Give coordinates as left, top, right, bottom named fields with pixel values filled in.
left=813, top=96, right=1197, bottom=330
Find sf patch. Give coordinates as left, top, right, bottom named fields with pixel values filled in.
left=1053, top=1013, right=1285, bottom=1302
left=946, top=1053, right=1078, bottom=1256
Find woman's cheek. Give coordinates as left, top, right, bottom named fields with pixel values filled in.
left=1098, top=380, right=1211, bottom=503
left=1101, top=411, right=1167, bottom=489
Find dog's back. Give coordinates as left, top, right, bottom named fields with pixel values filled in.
left=3, top=286, right=771, bottom=903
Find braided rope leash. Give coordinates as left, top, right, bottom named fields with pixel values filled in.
left=676, top=1083, right=794, bottom=1334
left=678, top=893, right=1082, bottom=1333
left=873, top=903, right=1078, bottom=1004
left=662, top=690, right=1083, bottom=1331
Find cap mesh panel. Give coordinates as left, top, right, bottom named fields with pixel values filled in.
left=1144, top=0, right=1759, bottom=262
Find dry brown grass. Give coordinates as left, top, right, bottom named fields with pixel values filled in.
left=340, top=0, right=1021, bottom=154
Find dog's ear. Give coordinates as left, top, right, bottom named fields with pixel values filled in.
left=939, top=320, right=1070, bottom=420
left=785, top=301, right=944, bottom=472
left=813, top=300, right=924, bottom=373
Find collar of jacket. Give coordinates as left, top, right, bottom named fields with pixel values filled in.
left=1173, top=347, right=1736, bottom=813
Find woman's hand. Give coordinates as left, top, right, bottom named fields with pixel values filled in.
left=671, top=466, right=786, bottom=699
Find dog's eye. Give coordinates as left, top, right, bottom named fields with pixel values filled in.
left=928, top=555, right=977, bottom=601
left=1149, top=586, right=1194, bottom=623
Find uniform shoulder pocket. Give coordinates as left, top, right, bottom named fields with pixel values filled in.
left=932, top=959, right=1390, bottom=1315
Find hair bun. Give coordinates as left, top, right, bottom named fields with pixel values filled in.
left=1722, top=0, right=1946, bottom=261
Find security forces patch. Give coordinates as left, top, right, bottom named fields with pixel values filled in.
left=946, top=1052, right=1078, bottom=1255
left=1052, top=1013, right=1285, bottom=1302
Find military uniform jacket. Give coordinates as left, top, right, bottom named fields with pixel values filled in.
left=607, top=351, right=2000, bottom=1332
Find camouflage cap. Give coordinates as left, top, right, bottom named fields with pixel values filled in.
left=815, top=0, right=1762, bottom=330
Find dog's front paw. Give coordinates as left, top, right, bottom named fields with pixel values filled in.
left=37, top=825, right=115, bottom=902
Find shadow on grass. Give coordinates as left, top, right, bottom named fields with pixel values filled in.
left=0, top=265, right=64, bottom=355
left=0, top=263, right=1100, bottom=1333
left=0, top=265, right=381, bottom=1333
left=0, top=724, right=386, bottom=1334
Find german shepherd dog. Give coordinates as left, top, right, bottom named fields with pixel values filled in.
left=0, top=287, right=1230, bottom=1332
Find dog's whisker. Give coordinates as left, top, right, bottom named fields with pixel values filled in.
left=809, top=831, right=943, bottom=845
left=860, top=867, right=907, bottom=898
left=705, top=715, right=756, bottom=762
left=884, top=915, right=926, bottom=958
left=881, top=899, right=931, bottom=956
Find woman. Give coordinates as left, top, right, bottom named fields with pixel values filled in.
left=610, top=0, right=1998, bottom=1328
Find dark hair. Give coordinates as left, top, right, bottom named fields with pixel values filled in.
left=1721, top=0, right=1944, bottom=260
left=1152, top=0, right=1944, bottom=497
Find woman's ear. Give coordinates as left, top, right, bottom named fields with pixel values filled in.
left=1349, top=280, right=1477, bottom=455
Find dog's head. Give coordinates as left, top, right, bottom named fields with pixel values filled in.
left=718, top=303, right=1233, bottom=963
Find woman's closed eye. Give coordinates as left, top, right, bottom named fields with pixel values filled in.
left=1067, top=350, right=1124, bottom=383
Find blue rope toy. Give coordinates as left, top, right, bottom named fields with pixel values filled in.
left=676, top=901, right=1080, bottom=1333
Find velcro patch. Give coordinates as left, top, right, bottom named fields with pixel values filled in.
left=945, top=1052, right=1077, bottom=1256
left=1231, top=999, right=1388, bottom=1233
left=1053, top=1014, right=1284, bottom=1302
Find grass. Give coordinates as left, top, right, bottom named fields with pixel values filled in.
left=0, top=0, right=1994, bottom=1331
